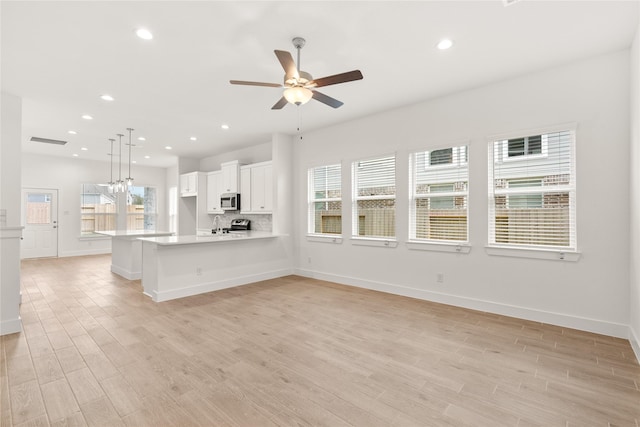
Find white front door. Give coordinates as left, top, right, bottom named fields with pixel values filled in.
left=21, top=188, right=58, bottom=259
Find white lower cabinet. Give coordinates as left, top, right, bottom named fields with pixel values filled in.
left=240, top=161, right=273, bottom=214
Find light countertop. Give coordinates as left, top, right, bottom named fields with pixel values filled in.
left=96, top=230, right=174, bottom=238
left=138, top=230, right=278, bottom=246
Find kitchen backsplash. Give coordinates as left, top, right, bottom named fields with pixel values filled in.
left=209, top=213, right=272, bottom=231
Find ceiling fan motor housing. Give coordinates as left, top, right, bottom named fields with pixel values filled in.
left=285, top=70, right=313, bottom=87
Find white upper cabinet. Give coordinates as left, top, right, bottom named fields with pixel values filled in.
left=221, top=160, right=240, bottom=194
left=251, top=163, right=273, bottom=213
left=206, top=171, right=223, bottom=213
left=240, top=166, right=252, bottom=213
left=240, top=161, right=273, bottom=214
left=180, top=172, right=201, bottom=197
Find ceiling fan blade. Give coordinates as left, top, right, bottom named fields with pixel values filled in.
left=312, top=90, right=344, bottom=108
left=271, top=96, right=288, bottom=110
left=230, top=80, right=282, bottom=88
left=274, top=50, right=299, bottom=79
left=310, top=70, right=363, bottom=88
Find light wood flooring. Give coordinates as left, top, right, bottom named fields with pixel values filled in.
left=1, top=254, right=639, bottom=426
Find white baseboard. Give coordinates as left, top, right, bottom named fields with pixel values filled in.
left=152, top=268, right=294, bottom=302
left=59, top=248, right=111, bottom=258
left=0, top=317, right=22, bottom=336
left=111, top=265, right=140, bottom=280
left=630, top=326, right=640, bottom=364
left=295, top=268, right=630, bottom=339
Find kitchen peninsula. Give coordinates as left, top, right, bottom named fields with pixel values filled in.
left=97, top=230, right=174, bottom=280
left=139, top=231, right=291, bottom=302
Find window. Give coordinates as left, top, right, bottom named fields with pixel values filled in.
left=430, top=148, right=453, bottom=166
left=502, top=134, right=548, bottom=161
left=80, top=184, right=116, bottom=236
left=489, top=128, right=576, bottom=250
left=410, top=146, right=468, bottom=242
left=308, top=164, right=342, bottom=235
left=26, top=193, right=52, bottom=224
left=169, top=186, right=177, bottom=233
left=127, top=186, right=157, bottom=231
left=352, top=155, right=395, bottom=238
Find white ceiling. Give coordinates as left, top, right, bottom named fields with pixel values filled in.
left=2, top=1, right=638, bottom=168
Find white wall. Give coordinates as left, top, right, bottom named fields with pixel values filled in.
left=1, top=92, right=23, bottom=335
left=22, top=153, right=168, bottom=257
left=1, top=92, right=22, bottom=226
left=629, top=22, right=640, bottom=358
left=295, top=50, right=631, bottom=338
left=199, top=142, right=271, bottom=172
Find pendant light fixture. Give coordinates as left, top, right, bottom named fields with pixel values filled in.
left=116, top=133, right=125, bottom=192
left=126, top=128, right=134, bottom=186
left=107, top=138, right=115, bottom=192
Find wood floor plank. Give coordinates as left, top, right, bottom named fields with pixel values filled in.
left=9, top=380, right=46, bottom=426
left=65, top=368, right=105, bottom=406
left=39, top=379, right=80, bottom=423
left=31, top=354, right=64, bottom=385
left=3, top=254, right=638, bottom=427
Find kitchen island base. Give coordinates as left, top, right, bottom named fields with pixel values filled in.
left=141, top=233, right=291, bottom=302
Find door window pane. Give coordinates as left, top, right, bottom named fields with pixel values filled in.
left=26, top=193, right=51, bottom=224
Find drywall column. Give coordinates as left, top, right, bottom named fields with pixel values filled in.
left=1, top=92, right=24, bottom=335
left=271, top=133, right=294, bottom=236
left=629, top=18, right=640, bottom=361
left=271, top=133, right=295, bottom=269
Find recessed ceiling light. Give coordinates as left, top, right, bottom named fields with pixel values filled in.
left=81, top=147, right=88, bottom=151
left=132, top=160, right=137, bottom=164
left=144, top=155, right=151, bottom=159
left=68, top=130, right=77, bottom=135
left=72, top=154, right=79, bottom=157
left=437, top=39, right=453, bottom=50
left=136, top=28, right=153, bottom=40
left=165, top=146, right=172, bottom=150
left=100, top=94, right=114, bottom=101
left=190, top=137, right=197, bottom=141
left=221, top=124, right=229, bottom=130
left=138, top=137, right=146, bottom=141
left=82, top=114, right=93, bottom=120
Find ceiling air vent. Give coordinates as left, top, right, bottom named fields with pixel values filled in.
left=30, top=136, right=68, bottom=145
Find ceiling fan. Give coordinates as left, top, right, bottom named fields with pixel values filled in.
left=230, top=37, right=363, bottom=110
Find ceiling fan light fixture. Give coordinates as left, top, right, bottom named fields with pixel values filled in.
left=284, top=87, right=313, bottom=105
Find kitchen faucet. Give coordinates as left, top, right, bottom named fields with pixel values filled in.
left=212, top=215, right=223, bottom=234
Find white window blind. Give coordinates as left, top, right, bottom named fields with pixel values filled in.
left=308, top=164, right=342, bottom=235
left=488, top=129, right=576, bottom=250
left=410, top=146, right=468, bottom=242
left=352, top=155, right=396, bottom=238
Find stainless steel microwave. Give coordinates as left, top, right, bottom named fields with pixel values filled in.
left=220, top=193, right=240, bottom=211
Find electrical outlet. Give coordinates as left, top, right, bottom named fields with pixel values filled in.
left=196, top=267, right=202, bottom=276
left=437, top=273, right=444, bottom=283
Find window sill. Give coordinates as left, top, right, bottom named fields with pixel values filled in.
left=350, top=237, right=398, bottom=248
left=485, top=246, right=580, bottom=261
left=406, top=241, right=471, bottom=254
left=306, top=235, right=343, bottom=244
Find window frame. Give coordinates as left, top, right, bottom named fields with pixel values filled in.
left=488, top=124, right=578, bottom=255
left=307, top=163, right=343, bottom=238
left=351, top=153, right=397, bottom=243
left=409, top=144, right=470, bottom=246
left=126, top=185, right=158, bottom=232
left=80, top=183, right=117, bottom=237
